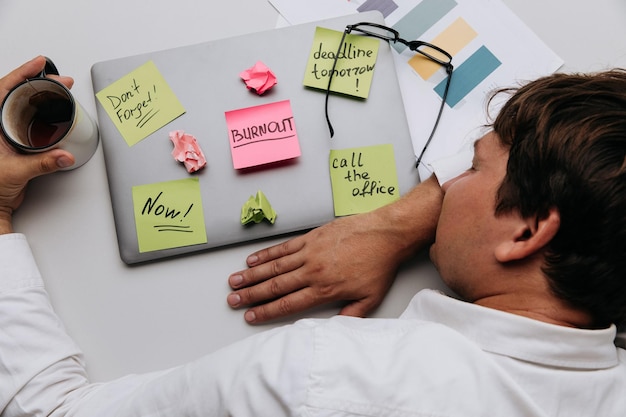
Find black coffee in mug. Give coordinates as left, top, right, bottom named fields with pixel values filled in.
left=26, top=91, right=73, bottom=147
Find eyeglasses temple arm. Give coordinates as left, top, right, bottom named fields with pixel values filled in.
left=415, top=64, right=453, bottom=168
left=324, top=90, right=335, bottom=138
left=325, top=29, right=351, bottom=138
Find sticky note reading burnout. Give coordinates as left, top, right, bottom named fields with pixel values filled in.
left=225, top=100, right=301, bottom=169
left=132, top=178, right=207, bottom=253
left=303, top=26, right=380, bottom=99
left=329, top=144, right=400, bottom=216
left=96, top=61, right=186, bottom=146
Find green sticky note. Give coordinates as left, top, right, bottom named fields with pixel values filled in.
left=303, top=27, right=380, bottom=99
left=241, top=190, right=277, bottom=225
left=96, top=60, right=186, bottom=146
left=132, top=178, right=207, bottom=253
left=329, top=144, right=400, bottom=216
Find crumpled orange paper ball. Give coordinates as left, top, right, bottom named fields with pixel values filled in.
left=169, top=130, right=207, bottom=173
left=239, top=61, right=277, bottom=95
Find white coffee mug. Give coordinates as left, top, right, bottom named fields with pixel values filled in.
left=0, top=58, right=99, bottom=170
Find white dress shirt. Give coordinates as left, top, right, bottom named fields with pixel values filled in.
left=2, top=233, right=625, bottom=417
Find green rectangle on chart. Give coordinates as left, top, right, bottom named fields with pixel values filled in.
left=392, top=0, right=457, bottom=53
left=435, top=45, right=501, bottom=107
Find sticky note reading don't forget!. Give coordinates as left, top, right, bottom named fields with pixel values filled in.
left=329, top=144, right=400, bottom=216
left=132, top=178, right=207, bottom=253
left=225, top=100, right=301, bottom=169
left=96, top=61, right=186, bottom=146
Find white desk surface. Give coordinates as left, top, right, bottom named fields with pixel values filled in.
left=1, top=0, right=625, bottom=382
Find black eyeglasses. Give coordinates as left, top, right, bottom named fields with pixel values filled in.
left=324, top=22, right=454, bottom=168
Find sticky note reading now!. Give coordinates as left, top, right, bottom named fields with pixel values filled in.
left=96, top=61, right=186, bottom=146
left=225, top=100, right=301, bottom=169
left=303, top=26, right=380, bottom=99
left=132, top=178, right=207, bottom=253
left=329, top=144, right=400, bottom=216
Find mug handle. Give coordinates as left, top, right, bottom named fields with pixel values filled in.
left=39, top=57, right=59, bottom=77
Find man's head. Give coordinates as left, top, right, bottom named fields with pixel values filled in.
left=492, top=70, right=626, bottom=327
left=431, top=70, right=626, bottom=328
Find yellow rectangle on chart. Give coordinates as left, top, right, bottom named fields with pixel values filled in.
left=408, top=17, right=478, bottom=79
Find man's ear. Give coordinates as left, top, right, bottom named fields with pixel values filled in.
left=494, top=208, right=560, bottom=263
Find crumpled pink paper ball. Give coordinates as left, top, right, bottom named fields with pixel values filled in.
left=169, top=130, right=207, bottom=173
left=239, top=61, right=277, bottom=95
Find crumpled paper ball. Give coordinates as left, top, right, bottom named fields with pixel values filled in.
left=239, top=61, right=277, bottom=95
left=240, top=190, right=277, bottom=225
left=169, top=130, right=207, bottom=173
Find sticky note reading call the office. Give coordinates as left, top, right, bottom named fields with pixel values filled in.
left=329, top=144, right=400, bottom=216
left=132, top=178, right=207, bottom=253
left=303, top=26, right=380, bottom=99
left=225, top=100, right=301, bottom=169
left=96, top=60, right=186, bottom=146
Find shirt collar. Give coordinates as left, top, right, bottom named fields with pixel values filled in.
left=401, top=289, right=619, bottom=369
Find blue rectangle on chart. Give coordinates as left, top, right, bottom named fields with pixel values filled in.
left=392, top=0, right=457, bottom=53
left=357, top=0, right=399, bottom=18
left=435, top=45, right=501, bottom=107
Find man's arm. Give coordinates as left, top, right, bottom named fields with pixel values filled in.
left=227, top=174, right=444, bottom=323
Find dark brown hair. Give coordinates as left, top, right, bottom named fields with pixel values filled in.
left=491, top=70, right=626, bottom=327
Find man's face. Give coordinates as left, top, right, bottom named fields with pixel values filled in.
left=429, top=131, right=511, bottom=300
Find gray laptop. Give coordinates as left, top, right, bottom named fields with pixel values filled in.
left=91, top=11, right=418, bottom=264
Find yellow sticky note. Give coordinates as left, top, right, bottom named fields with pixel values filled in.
left=132, top=178, right=207, bottom=253
left=329, top=144, right=400, bottom=216
left=303, top=27, right=380, bottom=99
left=96, top=61, right=186, bottom=146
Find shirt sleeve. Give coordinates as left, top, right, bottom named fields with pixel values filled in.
left=63, top=323, right=316, bottom=417
left=0, top=233, right=316, bottom=417
left=0, top=233, right=89, bottom=416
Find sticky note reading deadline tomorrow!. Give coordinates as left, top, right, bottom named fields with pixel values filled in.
left=303, top=26, right=380, bottom=99
left=132, top=178, right=207, bottom=253
left=329, top=144, right=400, bottom=216
left=96, top=60, right=186, bottom=146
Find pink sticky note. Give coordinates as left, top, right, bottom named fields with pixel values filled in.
left=225, top=100, right=301, bottom=169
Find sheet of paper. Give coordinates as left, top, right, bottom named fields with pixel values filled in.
left=303, top=26, right=380, bottom=99
left=132, top=178, right=207, bottom=253
left=329, top=144, right=400, bottom=216
left=269, top=0, right=356, bottom=24
left=225, top=99, right=301, bottom=169
left=95, top=60, right=186, bottom=146
left=271, top=0, right=563, bottom=178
